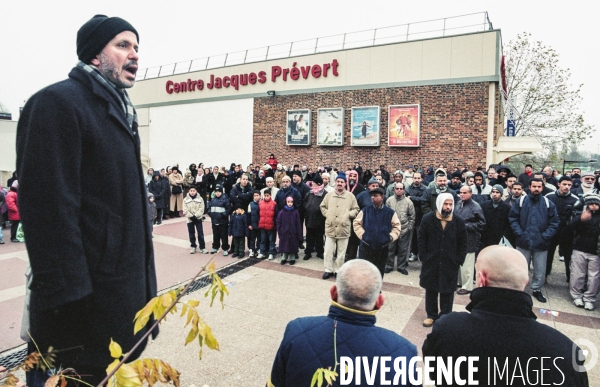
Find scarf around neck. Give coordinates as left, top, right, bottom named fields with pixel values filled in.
left=77, top=61, right=137, bottom=131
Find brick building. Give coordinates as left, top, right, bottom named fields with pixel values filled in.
left=127, top=23, right=540, bottom=172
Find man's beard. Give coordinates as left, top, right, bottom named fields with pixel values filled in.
left=441, top=209, right=452, bottom=218
left=349, top=180, right=355, bottom=187
left=98, top=52, right=136, bottom=89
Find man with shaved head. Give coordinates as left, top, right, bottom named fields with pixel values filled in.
left=268, top=260, right=418, bottom=386
left=422, top=246, right=589, bottom=386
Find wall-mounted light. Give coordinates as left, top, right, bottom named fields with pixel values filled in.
left=267, top=90, right=276, bottom=97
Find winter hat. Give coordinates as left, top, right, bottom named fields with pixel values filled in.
left=285, top=196, right=294, bottom=203
left=214, top=185, right=223, bottom=192
left=583, top=193, right=600, bottom=206
left=312, top=174, right=323, bottom=185
left=451, top=171, right=462, bottom=179
left=77, top=15, right=139, bottom=63
left=147, top=192, right=154, bottom=199
left=581, top=171, right=596, bottom=179
left=336, top=171, right=347, bottom=182
left=367, top=177, right=379, bottom=186
left=492, top=184, right=504, bottom=193
left=496, top=165, right=511, bottom=174
left=262, top=164, right=271, bottom=170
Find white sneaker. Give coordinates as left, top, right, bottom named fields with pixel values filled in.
left=584, top=302, right=595, bottom=311
left=256, top=253, right=266, bottom=259
left=190, top=247, right=197, bottom=254
left=200, top=249, right=209, bottom=254
left=268, top=254, right=274, bottom=260
left=559, top=256, right=564, bottom=262
left=573, top=299, right=584, bottom=308
left=223, top=251, right=228, bottom=256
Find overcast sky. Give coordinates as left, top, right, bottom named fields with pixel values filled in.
left=1, top=0, right=598, bottom=153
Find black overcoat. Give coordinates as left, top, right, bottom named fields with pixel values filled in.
left=17, top=66, right=158, bottom=373
left=418, top=212, right=467, bottom=293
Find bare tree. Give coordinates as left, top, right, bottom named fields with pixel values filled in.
left=504, top=33, right=593, bottom=151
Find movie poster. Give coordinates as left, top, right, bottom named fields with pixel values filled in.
left=317, top=108, right=344, bottom=146
left=286, top=109, right=311, bottom=146
left=350, top=106, right=380, bottom=147
left=388, top=104, right=420, bottom=147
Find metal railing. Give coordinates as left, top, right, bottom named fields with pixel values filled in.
left=137, top=12, right=493, bottom=80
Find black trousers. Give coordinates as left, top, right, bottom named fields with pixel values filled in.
left=305, top=227, right=325, bottom=256
left=346, top=228, right=361, bottom=259
left=411, top=223, right=420, bottom=255
left=247, top=229, right=260, bottom=251
left=211, top=223, right=229, bottom=250
left=232, top=236, right=245, bottom=255
left=360, top=243, right=389, bottom=278
left=10, top=219, right=20, bottom=240
left=425, top=289, right=454, bottom=320
left=547, top=234, right=574, bottom=279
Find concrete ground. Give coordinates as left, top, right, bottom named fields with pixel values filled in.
left=1, top=218, right=600, bottom=385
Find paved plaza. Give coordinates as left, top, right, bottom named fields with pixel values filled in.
left=1, top=218, right=599, bottom=385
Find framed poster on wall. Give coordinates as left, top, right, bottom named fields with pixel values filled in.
left=317, top=108, right=344, bottom=146
left=351, top=106, right=380, bottom=146
left=286, top=109, right=311, bottom=146
left=388, top=104, right=420, bottom=147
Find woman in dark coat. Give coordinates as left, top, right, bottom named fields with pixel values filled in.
left=148, top=171, right=169, bottom=224
left=276, top=197, right=303, bottom=265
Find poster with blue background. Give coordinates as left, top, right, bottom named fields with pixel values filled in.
left=351, top=106, right=380, bottom=146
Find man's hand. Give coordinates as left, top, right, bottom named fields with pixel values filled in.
left=249, top=226, right=253, bottom=230
left=581, top=209, right=592, bottom=222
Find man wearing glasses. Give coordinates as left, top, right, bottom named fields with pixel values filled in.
left=571, top=171, right=598, bottom=202
left=384, top=182, right=415, bottom=275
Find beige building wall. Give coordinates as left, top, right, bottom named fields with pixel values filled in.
left=0, top=120, right=17, bottom=185
left=129, top=31, right=499, bottom=107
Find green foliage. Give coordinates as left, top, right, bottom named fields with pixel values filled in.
left=505, top=32, right=593, bottom=152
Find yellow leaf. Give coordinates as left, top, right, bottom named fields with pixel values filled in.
left=106, top=359, right=120, bottom=375
left=311, top=370, right=319, bottom=387
left=115, top=363, right=142, bottom=387
left=179, top=303, right=188, bottom=317
left=187, top=299, right=199, bottom=307
left=317, top=370, right=323, bottom=387
left=184, top=327, right=198, bottom=345
left=109, top=339, right=123, bottom=359
left=203, top=324, right=220, bottom=351
left=44, top=375, right=59, bottom=387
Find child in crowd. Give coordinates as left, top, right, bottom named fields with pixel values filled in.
left=147, top=192, right=157, bottom=236
left=228, top=205, right=247, bottom=258
left=208, top=185, right=230, bottom=255
left=257, top=188, right=277, bottom=260
left=276, top=196, right=303, bottom=265
left=183, top=186, right=208, bottom=254
left=247, top=190, right=261, bottom=258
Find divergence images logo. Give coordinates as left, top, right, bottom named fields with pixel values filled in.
left=572, top=338, right=598, bottom=372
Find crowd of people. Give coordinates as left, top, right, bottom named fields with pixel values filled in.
left=140, top=155, right=600, bottom=317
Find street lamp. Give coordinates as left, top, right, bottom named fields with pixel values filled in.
left=562, top=159, right=598, bottom=174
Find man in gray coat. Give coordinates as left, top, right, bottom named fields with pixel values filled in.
left=385, top=182, right=415, bottom=274
left=454, top=185, right=486, bottom=295
left=17, top=15, right=157, bottom=386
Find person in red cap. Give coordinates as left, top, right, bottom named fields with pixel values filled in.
left=17, top=15, right=157, bottom=386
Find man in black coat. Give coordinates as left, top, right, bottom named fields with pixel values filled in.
left=422, top=245, right=589, bottom=386
left=17, top=15, right=157, bottom=386
left=419, top=193, right=467, bottom=328
left=480, top=184, right=511, bottom=249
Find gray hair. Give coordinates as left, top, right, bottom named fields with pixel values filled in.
left=336, top=260, right=382, bottom=311
left=266, top=177, right=274, bottom=182
left=462, top=185, right=472, bottom=193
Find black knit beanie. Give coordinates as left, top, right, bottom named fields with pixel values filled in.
left=77, top=15, right=139, bottom=63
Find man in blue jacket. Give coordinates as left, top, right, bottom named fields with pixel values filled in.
left=267, top=259, right=419, bottom=387
left=509, top=178, right=560, bottom=303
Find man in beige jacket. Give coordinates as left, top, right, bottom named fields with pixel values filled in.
left=320, top=172, right=359, bottom=279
